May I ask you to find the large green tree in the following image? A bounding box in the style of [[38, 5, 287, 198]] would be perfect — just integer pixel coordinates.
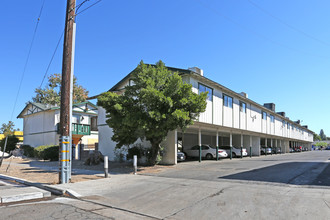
[[98, 61, 207, 165], [32, 73, 89, 105]]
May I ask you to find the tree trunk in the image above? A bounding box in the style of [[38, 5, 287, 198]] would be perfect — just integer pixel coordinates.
[[150, 142, 161, 166]]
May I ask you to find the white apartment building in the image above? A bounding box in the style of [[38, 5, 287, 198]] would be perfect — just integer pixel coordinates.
[[96, 66, 314, 164], [17, 101, 99, 158]]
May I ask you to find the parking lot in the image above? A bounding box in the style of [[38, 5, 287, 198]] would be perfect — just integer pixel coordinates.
[[152, 151, 330, 186]]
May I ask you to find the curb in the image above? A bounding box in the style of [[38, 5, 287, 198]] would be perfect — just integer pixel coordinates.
[[0, 174, 64, 196]]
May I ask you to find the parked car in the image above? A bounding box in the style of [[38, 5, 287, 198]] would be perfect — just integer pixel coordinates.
[[183, 145, 228, 159], [260, 146, 272, 155], [289, 148, 294, 153], [220, 145, 248, 157], [272, 147, 282, 154], [325, 146, 330, 150], [177, 151, 186, 162]]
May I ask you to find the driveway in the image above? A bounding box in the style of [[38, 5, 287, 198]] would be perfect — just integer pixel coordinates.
[[46, 151, 330, 219]]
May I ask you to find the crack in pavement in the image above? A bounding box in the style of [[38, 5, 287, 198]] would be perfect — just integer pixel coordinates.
[[163, 186, 233, 219]]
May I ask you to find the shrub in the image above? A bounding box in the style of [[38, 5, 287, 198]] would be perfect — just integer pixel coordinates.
[[0, 135, 19, 153], [21, 145, 34, 157], [127, 144, 144, 160], [35, 145, 59, 161]]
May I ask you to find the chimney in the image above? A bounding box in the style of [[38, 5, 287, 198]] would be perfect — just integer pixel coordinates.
[[294, 120, 301, 125], [277, 112, 286, 117], [240, 92, 248, 98], [189, 67, 203, 76], [302, 125, 308, 129], [263, 103, 275, 112]]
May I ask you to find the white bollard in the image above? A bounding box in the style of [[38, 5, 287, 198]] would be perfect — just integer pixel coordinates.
[[104, 156, 109, 178], [133, 155, 137, 175]]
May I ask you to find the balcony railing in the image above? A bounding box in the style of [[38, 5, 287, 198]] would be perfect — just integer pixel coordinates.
[[72, 123, 90, 135], [57, 123, 90, 135]]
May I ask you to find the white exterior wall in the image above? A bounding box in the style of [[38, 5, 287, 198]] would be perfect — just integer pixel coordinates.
[[23, 111, 57, 147], [233, 98, 239, 129], [97, 73, 313, 163]]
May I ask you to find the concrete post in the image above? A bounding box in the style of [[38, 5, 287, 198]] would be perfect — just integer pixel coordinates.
[[104, 156, 109, 178]]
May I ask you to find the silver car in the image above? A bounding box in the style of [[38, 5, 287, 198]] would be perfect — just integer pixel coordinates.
[[184, 145, 228, 159], [220, 145, 248, 157], [260, 146, 272, 155]]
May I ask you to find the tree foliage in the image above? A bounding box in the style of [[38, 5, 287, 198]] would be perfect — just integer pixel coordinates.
[[98, 61, 208, 165], [313, 133, 321, 141], [319, 129, 327, 141], [0, 121, 16, 136], [0, 135, 19, 153], [32, 73, 89, 105]]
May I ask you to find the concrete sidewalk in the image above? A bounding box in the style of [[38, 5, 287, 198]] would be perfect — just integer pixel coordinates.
[[47, 174, 330, 220], [0, 176, 51, 204]]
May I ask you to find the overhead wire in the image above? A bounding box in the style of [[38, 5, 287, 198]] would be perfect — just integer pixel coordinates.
[[10, 0, 46, 121], [247, 0, 330, 47], [195, 0, 328, 59]]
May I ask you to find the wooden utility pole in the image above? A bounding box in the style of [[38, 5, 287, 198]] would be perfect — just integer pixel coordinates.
[[59, 0, 76, 184]]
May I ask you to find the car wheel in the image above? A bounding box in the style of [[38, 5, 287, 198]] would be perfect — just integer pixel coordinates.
[[206, 153, 213, 160], [232, 152, 236, 158]]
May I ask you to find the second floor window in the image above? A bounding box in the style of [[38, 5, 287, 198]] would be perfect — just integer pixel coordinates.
[[270, 115, 274, 123], [262, 112, 267, 120], [223, 94, 233, 108], [240, 101, 246, 113], [198, 83, 213, 101]]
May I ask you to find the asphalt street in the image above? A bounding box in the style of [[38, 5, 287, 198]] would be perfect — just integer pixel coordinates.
[[0, 151, 329, 220]]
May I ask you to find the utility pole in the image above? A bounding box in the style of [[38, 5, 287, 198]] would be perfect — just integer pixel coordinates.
[[59, 0, 76, 184]]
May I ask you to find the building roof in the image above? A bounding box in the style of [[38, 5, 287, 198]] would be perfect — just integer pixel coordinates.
[[17, 101, 98, 118], [88, 64, 314, 134]]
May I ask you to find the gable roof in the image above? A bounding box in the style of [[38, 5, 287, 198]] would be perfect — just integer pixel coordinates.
[[17, 101, 98, 118]]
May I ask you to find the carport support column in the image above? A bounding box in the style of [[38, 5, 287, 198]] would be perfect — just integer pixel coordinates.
[[270, 138, 273, 155], [240, 134, 243, 158], [199, 128, 202, 162], [265, 137, 267, 156], [216, 131, 219, 161], [230, 132, 233, 160], [249, 136, 252, 158]]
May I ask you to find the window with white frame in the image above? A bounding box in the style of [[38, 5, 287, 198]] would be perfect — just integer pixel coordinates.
[[262, 111, 267, 120], [270, 115, 274, 123], [198, 83, 213, 101]]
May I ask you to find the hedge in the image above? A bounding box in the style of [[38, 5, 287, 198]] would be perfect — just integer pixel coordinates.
[[34, 145, 59, 161]]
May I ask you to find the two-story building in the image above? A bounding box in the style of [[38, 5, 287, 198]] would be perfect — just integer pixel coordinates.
[[17, 101, 98, 159], [95, 65, 314, 164]]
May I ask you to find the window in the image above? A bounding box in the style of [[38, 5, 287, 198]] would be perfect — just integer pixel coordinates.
[[288, 123, 290, 130], [282, 120, 285, 127], [262, 112, 267, 120], [223, 94, 233, 108], [129, 79, 135, 86], [240, 101, 246, 113], [198, 83, 213, 101], [270, 115, 274, 123]]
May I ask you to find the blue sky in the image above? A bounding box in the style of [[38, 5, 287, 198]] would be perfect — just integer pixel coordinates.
[[1, 0, 329, 136]]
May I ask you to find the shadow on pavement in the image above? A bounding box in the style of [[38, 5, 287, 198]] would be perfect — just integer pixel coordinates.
[[219, 162, 330, 187]]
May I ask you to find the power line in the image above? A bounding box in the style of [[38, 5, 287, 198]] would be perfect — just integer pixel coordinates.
[[75, 0, 102, 16], [195, 0, 328, 59], [39, 31, 65, 89], [247, 0, 330, 47], [10, 0, 46, 120]]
